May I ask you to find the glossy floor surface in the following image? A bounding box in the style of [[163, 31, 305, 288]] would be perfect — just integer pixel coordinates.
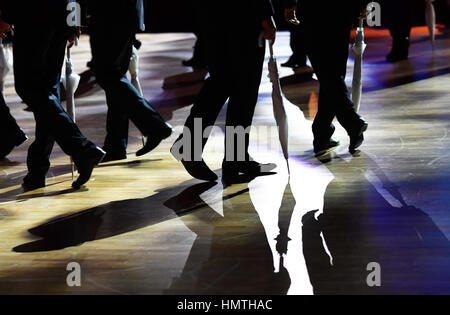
[[0, 27, 449, 295]]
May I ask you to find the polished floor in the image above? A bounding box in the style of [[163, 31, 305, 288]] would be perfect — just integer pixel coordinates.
[[0, 27, 449, 295]]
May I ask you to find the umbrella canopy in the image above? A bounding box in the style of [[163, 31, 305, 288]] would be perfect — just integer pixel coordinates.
[[0, 38, 13, 93], [267, 43, 290, 165], [351, 19, 367, 113], [61, 47, 80, 122], [425, 0, 436, 48], [129, 46, 144, 96], [129, 46, 146, 146], [61, 46, 80, 178]]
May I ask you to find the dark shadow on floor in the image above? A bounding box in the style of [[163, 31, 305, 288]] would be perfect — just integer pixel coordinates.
[[13, 180, 246, 253], [0, 163, 73, 191]]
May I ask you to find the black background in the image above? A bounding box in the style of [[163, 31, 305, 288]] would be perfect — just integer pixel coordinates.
[[145, 0, 450, 33]]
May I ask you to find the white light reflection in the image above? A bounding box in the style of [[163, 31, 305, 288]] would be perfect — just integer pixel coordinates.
[[199, 182, 225, 217], [249, 157, 334, 295]]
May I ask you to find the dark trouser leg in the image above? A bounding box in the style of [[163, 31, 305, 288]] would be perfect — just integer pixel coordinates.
[[90, 18, 170, 152], [191, 34, 207, 66], [290, 26, 308, 66], [224, 34, 265, 162], [0, 92, 22, 136], [179, 27, 232, 160], [13, 23, 92, 176], [89, 34, 129, 155], [181, 29, 264, 162], [306, 18, 363, 144], [103, 92, 130, 155], [0, 92, 26, 159], [27, 117, 54, 178], [387, 0, 412, 60], [182, 77, 229, 160], [388, 0, 412, 39], [192, 1, 208, 66]]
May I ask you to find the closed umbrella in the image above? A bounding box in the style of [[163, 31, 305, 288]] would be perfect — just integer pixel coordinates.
[[351, 18, 367, 113], [61, 45, 80, 179], [425, 0, 436, 48], [0, 38, 13, 93], [129, 45, 146, 146], [267, 42, 290, 172], [129, 46, 144, 96]]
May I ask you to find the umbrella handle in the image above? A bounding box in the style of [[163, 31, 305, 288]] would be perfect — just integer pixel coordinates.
[[258, 31, 265, 49], [258, 31, 275, 59]]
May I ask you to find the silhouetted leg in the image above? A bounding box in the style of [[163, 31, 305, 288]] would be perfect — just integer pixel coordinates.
[[307, 51, 337, 144], [179, 28, 233, 159], [182, 78, 230, 159], [386, 0, 412, 61], [13, 23, 91, 159], [104, 101, 130, 156], [0, 92, 27, 159], [290, 26, 308, 66], [27, 118, 54, 179], [225, 34, 265, 161], [306, 13, 364, 144], [90, 14, 170, 146], [0, 92, 22, 136]]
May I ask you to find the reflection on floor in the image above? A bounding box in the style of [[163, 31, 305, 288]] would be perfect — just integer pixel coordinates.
[[0, 28, 449, 294]]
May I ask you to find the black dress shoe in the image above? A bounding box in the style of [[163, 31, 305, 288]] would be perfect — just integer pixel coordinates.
[[222, 160, 277, 186], [101, 150, 127, 163], [180, 159, 218, 182], [386, 37, 410, 62], [314, 138, 340, 157], [349, 121, 368, 153], [22, 174, 46, 192], [386, 51, 409, 62], [72, 146, 106, 189], [170, 138, 218, 181], [0, 131, 28, 160], [136, 126, 173, 157], [222, 160, 277, 179]]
